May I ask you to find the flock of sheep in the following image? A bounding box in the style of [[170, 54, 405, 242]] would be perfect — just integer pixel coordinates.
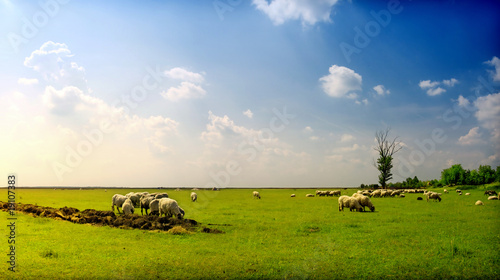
[[111, 191, 198, 219]]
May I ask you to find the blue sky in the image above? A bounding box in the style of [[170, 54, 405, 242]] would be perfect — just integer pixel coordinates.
[[1, 0, 499, 187]]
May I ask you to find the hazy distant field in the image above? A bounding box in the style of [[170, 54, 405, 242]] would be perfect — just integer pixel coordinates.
[[2, 187, 500, 279]]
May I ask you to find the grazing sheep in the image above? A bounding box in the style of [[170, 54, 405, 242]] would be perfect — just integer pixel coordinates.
[[465, 193, 470, 196], [484, 190, 498, 196], [122, 198, 134, 214], [371, 190, 382, 198], [125, 192, 142, 207], [399, 194, 405, 198], [352, 194, 375, 212], [290, 194, 296, 197], [331, 190, 341, 197], [426, 192, 442, 202], [155, 193, 169, 200], [112, 194, 128, 213], [149, 199, 160, 215], [306, 194, 315, 197], [140, 194, 156, 215], [444, 189, 448, 194], [456, 189, 462, 193], [417, 197, 423, 200], [158, 198, 184, 219], [338, 195, 363, 212], [488, 196, 498, 200], [253, 191, 261, 199], [191, 192, 198, 202], [475, 200, 484, 206]]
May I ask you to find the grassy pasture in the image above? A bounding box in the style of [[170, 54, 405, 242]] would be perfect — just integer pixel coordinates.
[[2, 187, 499, 279]]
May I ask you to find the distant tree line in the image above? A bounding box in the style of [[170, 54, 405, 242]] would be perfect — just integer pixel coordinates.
[[360, 164, 500, 189]]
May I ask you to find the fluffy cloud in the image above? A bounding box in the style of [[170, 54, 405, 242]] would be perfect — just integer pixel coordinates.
[[303, 126, 313, 133], [475, 92, 500, 148], [458, 127, 484, 146], [252, 0, 340, 26], [161, 82, 206, 101], [24, 41, 88, 91], [373, 84, 390, 96], [243, 109, 253, 119], [320, 65, 362, 99], [164, 67, 205, 83], [340, 134, 355, 143], [17, 78, 39, 85], [485, 56, 500, 82], [457, 95, 471, 108], [419, 78, 458, 96]]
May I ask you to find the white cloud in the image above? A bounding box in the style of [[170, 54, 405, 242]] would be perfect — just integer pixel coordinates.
[[373, 84, 390, 96], [24, 41, 88, 91], [355, 98, 369, 105], [42, 86, 82, 115], [161, 82, 206, 101], [319, 65, 362, 99], [443, 78, 459, 87], [164, 67, 205, 83], [458, 127, 484, 146], [426, 87, 446, 96], [303, 126, 313, 133], [475, 92, 500, 150], [485, 56, 500, 82], [457, 95, 471, 108], [17, 78, 39, 85], [243, 109, 253, 119], [340, 134, 355, 143], [252, 0, 340, 26], [419, 80, 439, 89]]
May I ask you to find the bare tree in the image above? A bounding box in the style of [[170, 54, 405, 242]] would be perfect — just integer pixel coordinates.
[[374, 128, 403, 188]]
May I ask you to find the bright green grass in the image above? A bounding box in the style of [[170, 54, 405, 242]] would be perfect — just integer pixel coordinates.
[[1, 188, 499, 279]]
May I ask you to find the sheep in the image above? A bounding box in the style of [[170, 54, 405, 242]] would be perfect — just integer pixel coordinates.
[[352, 193, 375, 212], [426, 192, 442, 202], [331, 190, 341, 197], [122, 198, 134, 215], [338, 195, 363, 212], [475, 200, 484, 206], [148, 199, 160, 215], [488, 196, 498, 200], [465, 193, 470, 196], [371, 190, 382, 198], [484, 190, 498, 196], [191, 192, 198, 202], [444, 189, 448, 194], [125, 192, 142, 207], [306, 194, 315, 197], [158, 198, 184, 219], [399, 194, 405, 198], [140, 194, 156, 215], [290, 194, 296, 197], [253, 191, 261, 199], [417, 197, 423, 200], [111, 194, 128, 213], [155, 193, 169, 200]]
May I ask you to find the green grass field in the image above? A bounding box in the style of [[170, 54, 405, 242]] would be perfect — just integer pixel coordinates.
[[2, 187, 499, 279]]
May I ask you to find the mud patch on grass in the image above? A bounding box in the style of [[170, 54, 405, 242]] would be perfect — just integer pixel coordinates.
[[0, 201, 221, 233]]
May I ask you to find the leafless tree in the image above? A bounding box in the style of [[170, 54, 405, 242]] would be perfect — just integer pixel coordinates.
[[374, 128, 403, 188]]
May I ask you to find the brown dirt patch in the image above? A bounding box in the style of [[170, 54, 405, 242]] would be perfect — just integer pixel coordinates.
[[0, 201, 221, 233]]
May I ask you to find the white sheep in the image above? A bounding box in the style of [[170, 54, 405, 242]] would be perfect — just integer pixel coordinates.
[[352, 193, 375, 212], [331, 190, 341, 196], [465, 193, 470, 196], [158, 198, 184, 219], [122, 198, 134, 214], [290, 194, 296, 197], [371, 190, 382, 198], [306, 194, 315, 197], [125, 192, 142, 207], [444, 189, 448, 194], [475, 200, 484, 206], [253, 191, 261, 199], [338, 195, 363, 212], [111, 194, 128, 213], [488, 196, 498, 200], [191, 192, 198, 202], [426, 192, 442, 202], [149, 199, 160, 215], [155, 193, 169, 200]]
